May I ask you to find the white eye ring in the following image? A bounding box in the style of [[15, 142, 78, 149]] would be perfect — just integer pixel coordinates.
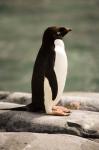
[[57, 32, 60, 35]]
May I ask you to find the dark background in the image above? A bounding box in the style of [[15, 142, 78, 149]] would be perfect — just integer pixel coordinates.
[[0, 0, 99, 92]]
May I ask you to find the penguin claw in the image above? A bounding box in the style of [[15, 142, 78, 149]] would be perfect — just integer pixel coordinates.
[[51, 106, 71, 116]]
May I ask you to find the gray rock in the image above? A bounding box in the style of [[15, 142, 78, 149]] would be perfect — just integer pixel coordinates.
[[0, 91, 99, 145], [0, 109, 99, 138], [0, 91, 10, 100], [61, 92, 99, 112], [0, 91, 31, 104], [0, 132, 99, 150], [1, 91, 99, 111], [66, 110, 99, 138]]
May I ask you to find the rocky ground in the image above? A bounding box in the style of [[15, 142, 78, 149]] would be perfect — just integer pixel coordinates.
[[0, 91, 99, 150]]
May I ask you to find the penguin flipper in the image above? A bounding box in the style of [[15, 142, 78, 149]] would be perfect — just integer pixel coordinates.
[[45, 69, 58, 100]]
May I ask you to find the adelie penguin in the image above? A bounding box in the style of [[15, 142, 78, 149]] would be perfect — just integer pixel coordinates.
[[1, 26, 72, 116], [30, 26, 72, 115]]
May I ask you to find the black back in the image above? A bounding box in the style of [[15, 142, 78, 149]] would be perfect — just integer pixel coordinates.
[[31, 43, 58, 112]]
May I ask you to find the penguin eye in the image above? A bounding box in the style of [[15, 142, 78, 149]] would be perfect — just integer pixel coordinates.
[[57, 32, 60, 35]]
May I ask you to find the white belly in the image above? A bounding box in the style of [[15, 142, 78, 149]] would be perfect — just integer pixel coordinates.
[[44, 39, 68, 114]]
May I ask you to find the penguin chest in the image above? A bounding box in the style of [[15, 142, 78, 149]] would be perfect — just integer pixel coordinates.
[[54, 39, 68, 104], [44, 39, 68, 113]]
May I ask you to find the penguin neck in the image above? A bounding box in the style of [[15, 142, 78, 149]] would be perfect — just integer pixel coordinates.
[[54, 39, 64, 48], [54, 39, 65, 55], [41, 39, 65, 53]]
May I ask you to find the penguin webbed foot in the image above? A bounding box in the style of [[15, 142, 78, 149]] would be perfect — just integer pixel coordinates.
[[51, 106, 71, 116]]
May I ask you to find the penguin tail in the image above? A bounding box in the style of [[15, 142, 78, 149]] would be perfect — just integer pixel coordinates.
[[9, 106, 27, 111], [0, 103, 45, 112], [0, 105, 28, 111]]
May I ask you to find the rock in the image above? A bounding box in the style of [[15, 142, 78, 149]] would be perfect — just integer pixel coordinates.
[[0, 91, 31, 105], [60, 92, 99, 112], [1, 91, 99, 111], [66, 110, 99, 138], [0, 132, 99, 150], [0, 91, 10, 100], [0, 91, 99, 149], [0, 109, 99, 138]]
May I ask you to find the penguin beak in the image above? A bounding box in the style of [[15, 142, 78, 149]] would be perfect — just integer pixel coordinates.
[[66, 28, 72, 32], [60, 27, 72, 37]]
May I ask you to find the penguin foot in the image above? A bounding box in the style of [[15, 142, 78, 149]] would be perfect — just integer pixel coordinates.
[[51, 106, 71, 116]]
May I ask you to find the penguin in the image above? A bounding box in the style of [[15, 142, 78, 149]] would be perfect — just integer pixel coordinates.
[[0, 26, 72, 116], [29, 26, 72, 115]]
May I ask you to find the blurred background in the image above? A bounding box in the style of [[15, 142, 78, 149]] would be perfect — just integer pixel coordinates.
[[0, 0, 99, 93]]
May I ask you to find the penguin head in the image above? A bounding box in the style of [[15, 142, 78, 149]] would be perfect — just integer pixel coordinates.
[[42, 26, 72, 43]]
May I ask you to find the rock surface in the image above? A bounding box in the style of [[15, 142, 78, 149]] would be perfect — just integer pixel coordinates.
[[0, 91, 31, 104], [0, 110, 99, 138], [61, 92, 99, 112], [0, 91, 99, 149], [0, 132, 99, 150], [1, 91, 99, 111]]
